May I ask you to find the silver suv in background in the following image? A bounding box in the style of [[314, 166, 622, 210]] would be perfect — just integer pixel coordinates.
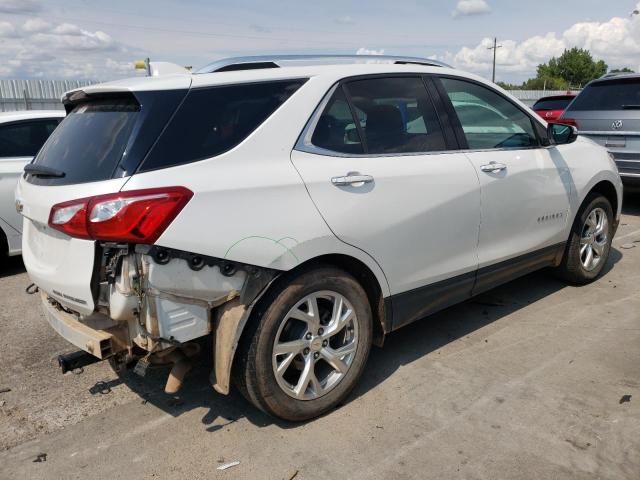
[[561, 73, 640, 188]]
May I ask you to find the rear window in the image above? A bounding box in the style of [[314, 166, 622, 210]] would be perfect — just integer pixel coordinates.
[[27, 90, 187, 186], [567, 78, 640, 111], [0, 119, 59, 158], [533, 97, 574, 111], [140, 79, 306, 172]]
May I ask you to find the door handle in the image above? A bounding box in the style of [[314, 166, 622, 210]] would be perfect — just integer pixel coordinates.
[[331, 173, 374, 187], [480, 161, 507, 173]]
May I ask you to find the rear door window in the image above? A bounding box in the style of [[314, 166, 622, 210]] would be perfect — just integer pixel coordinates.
[[566, 78, 640, 111], [344, 77, 446, 154], [440, 77, 539, 150], [0, 119, 60, 158], [140, 79, 306, 171], [311, 86, 364, 154]]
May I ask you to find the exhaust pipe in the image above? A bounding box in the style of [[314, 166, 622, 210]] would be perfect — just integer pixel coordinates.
[[151, 344, 199, 394], [163, 350, 193, 394], [58, 350, 101, 374]]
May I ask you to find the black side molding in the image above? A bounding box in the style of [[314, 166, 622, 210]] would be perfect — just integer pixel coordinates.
[[388, 242, 566, 331]]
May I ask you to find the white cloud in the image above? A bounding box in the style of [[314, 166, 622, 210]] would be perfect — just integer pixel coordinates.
[[22, 18, 50, 33], [0, 16, 140, 79], [0, 21, 20, 38], [0, 0, 41, 14], [450, 4, 640, 77], [356, 47, 385, 55], [453, 0, 491, 18]]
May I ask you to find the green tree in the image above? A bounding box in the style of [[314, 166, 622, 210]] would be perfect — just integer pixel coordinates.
[[535, 48, 607, 87], [609, 67, 635, 74], [522, 76, 569, 90]]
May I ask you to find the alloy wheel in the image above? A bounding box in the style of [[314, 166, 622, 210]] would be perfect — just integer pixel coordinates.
[[272, 291, 359, 400], [580, 207, 609, 271]]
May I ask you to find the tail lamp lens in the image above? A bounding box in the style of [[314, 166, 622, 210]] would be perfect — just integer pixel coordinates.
[[48, 187, 193, 244]]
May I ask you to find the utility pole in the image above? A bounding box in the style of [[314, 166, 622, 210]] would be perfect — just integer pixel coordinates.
[[487, 37, 502, 83]]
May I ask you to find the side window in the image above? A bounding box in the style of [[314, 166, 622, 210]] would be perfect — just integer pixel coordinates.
[[141, 79, 306, 171], [0, 119, 60, 158], [440, 78, 538, 150], [345, 77, 446, 154], [311, 87, 364, 154]]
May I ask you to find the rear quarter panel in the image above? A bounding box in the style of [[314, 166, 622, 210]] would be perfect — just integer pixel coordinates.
[[121, 75, 391, 297]]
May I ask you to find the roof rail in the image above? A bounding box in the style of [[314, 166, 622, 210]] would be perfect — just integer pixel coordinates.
[[195, 55, 451, 74], [599, 71, 637, 79]]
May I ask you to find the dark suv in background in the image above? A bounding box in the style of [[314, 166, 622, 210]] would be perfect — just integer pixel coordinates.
[[561, 73, 640, 188]]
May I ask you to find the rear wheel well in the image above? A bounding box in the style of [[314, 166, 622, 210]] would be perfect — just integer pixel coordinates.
[[264, 254, 387, 347], [588, 181, 618, 216]]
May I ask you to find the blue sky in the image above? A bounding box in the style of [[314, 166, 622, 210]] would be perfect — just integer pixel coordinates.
[[1, 0, 639, 81]]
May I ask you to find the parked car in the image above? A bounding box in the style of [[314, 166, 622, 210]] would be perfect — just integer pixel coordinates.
[[0, 110, 64, 257], [532, 94, 576, 123], [16, 55, 622, 421], [560, 73, 640, 188]]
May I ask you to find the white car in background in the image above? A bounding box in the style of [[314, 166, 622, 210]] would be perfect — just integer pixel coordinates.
[[15, 55, 622, 421], [0, 110, 64, 257]]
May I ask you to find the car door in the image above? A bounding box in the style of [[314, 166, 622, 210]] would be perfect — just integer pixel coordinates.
[[291, 75, 481, 329], [435, 76, 572, 293], [0, 119, 60, 242]]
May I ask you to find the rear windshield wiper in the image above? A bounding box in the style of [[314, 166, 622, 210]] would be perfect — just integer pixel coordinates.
[[24, 164, 66, 178], [622, 104, 640, 110]]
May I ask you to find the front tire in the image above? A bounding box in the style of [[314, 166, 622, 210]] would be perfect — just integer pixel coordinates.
[[234, 267, 373, 421], [556, 194, 614, 284]]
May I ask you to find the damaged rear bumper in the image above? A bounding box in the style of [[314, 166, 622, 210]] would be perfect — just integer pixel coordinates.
[[41, 292, 119, 359], [38, 244, 280, 394]]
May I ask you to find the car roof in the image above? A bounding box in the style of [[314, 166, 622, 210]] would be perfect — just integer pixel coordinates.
[[72, 62, 481, 94], [594, 72, 640, 82], [0, 110, 65, 124], [534, 94, 576, 102]]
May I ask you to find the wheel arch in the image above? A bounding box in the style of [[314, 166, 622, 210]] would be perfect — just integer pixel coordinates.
[[283, 253, 389, 346], [212, 252, 390, 396], [587, 180, 619, 218]]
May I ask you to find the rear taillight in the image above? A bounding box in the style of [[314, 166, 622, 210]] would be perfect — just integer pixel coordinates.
[[48, 187, 193, 244]]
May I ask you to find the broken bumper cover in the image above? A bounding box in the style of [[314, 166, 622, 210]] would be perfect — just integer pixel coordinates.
[[41, 292, 116, 359]]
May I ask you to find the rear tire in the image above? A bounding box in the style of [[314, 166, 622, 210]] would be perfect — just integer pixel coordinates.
[[234, 267, 373, 421], [556, 194, 614, 284]]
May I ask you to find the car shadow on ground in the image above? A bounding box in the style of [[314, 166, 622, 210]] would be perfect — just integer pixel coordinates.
[[114, 246, 623, 431], [0, 255, 26, 279]]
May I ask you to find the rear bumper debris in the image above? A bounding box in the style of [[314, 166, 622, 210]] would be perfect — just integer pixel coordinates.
[[39, 244, 279, 394]]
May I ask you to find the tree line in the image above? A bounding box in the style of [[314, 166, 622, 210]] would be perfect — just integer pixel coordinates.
[[497, 47, 634, 91]]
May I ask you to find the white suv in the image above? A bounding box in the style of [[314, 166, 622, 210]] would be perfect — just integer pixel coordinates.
[[0, 110, 64, 257], [16, 55, 623, 421]]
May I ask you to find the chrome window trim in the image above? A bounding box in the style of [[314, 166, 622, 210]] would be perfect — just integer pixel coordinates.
[[294, 74, 548, 159]]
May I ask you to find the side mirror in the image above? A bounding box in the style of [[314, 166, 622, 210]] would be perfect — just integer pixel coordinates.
[[548, 123, 578, 145]]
